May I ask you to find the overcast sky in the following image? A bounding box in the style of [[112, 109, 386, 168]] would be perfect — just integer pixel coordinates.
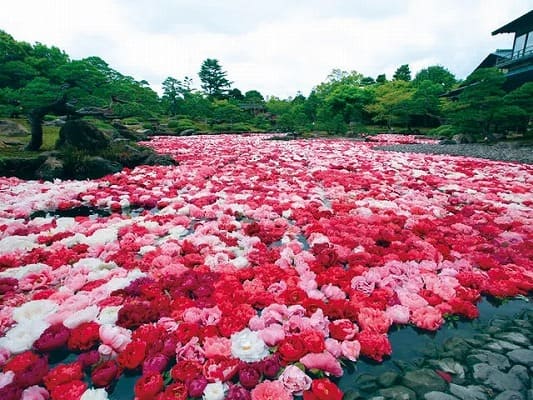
[[1, 1, 531, 98]]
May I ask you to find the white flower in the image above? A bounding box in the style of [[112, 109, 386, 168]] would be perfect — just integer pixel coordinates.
[[231, 328, 269, 362], [0, 236, 37, 253], [202, 381, 227, 400], [63, 305, 99, 329], [97, 306, 122, 325], [0, 370, 15, 389], [0, 321, 49, 353], [85, 227, 118, 246], [231, 256, 249, 269], [12, 300, 58, 324], [0, 263, 46, 279], [80, 388, 109, 400]]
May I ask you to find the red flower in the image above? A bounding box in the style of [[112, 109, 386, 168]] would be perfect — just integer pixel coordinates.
[[91, 360, 120, 387], [171, 360, 203, 382], [357, 330, 392, 362], [300, 329, 326, 353], [3, 351, 40, 373], [303, 378, 343, 400], [202, 357, 240, 382], [34, 323, 70, 353], [159, 382, 188, 400], [117, 339, 147, 370], [134, 372, 164, 400], [174, 322, 201, 343], [278, 335, 308, 362], [44, 362, 83, 391], [329, 319, 358, 341], [49, 380, 87, 400], [67, 322, 100, 351]]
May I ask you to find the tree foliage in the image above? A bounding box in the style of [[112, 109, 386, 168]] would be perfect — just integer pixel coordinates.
[[198, 58, 232, 99]]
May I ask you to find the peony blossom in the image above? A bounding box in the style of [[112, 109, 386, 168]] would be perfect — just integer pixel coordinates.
[[230, 329, 269, 363], [203, 381, 228, 400], [80, 388, 108, 400], [250, 380, 291, 400], [300, 351, 343, 377], [278, 365, 312, 395]]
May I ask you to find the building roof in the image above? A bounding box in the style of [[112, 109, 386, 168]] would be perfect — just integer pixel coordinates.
[[492, 10, 533, 36]]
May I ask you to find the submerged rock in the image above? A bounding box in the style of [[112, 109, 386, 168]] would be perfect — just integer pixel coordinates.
[[494, 391, 524, 400], [402, 369, 448, 398], [425, 392, 460, 400], [449, 383, 489, 400], [507, 349, 533, 367], [377, 371, 400, 387], [472, 363, 525, 392], [377, 385, 416, 399], [494, 333, 530, 347], [466, 350, 511, 370]]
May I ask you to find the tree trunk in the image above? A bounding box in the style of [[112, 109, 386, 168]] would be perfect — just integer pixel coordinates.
[[25, 95, 75, 151]]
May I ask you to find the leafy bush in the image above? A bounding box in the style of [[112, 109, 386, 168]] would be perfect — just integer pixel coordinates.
[[168, 118, 198, 133], [211, 122, 255, 133], [122, 118, 140, 125], [428, 124, 459, 138]]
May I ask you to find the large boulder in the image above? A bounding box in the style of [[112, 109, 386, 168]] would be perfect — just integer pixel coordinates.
[[0, 120, 29, 137], [56, 120, 110, 152], [69, 156, 122, 179], [36, 156, 65, 180]]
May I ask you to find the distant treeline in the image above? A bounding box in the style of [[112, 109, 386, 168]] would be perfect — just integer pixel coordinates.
[[1, 30, 531, 137]]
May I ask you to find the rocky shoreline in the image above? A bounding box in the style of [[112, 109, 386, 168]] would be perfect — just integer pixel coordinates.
[[343, 306, 533, 400], [375, 143, 533, 165]]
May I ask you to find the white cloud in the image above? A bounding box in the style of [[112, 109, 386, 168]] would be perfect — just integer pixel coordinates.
[[0, 0, 531, 98]]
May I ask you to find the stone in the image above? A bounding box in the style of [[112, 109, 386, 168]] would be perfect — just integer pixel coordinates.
[[472, 363, 524, 392], [180, 128, 195, 136], [0, 119, 29, 136], [429, 358, 466, 379], [377, 385, 416, 399], [466, 350, 511, 370], [425, 392, 460, 400], [442, 338, 472, 360], [495, 332, 530, 347], [343, 389, 364, 400], [439, 139, 457, 145], [484, 340, 521, 353], [36, 156, 65, 180], [527, 389, 533, 400], [507, 349, 533, 367], [377, 371, 400, 387], [508, 365, 529, 385], [56, 120, 110, 152], [402, 369, 448, 398], [449, 383, 489, 400], [494, 391, 524, 400], [452, 133, 474, 144], [73, 156, 122, 179], [355, 374, 379, 393]]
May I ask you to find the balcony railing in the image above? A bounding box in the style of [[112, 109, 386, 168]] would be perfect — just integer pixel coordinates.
[[496, 45, 533, 67]]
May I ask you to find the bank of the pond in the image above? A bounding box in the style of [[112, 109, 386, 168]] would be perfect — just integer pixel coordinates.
[[375, 142, 533, 164]]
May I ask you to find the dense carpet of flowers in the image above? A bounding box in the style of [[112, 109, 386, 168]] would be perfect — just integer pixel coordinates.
[[0, 134, 532, 400]]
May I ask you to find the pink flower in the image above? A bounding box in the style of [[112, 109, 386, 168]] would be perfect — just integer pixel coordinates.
[[411, 306, 443, 331], [203, 336, 232, 358], [258, 324, 285, 346], [201, 306, 222, 326], [176, 337, 206, 363], [182, 307, 202, 324], [357, 308, 392, 333], [21, 385, 49, 400], [99, 324, 131, 352], [341, 340, 361, 361], [321, 284, 346, 300], [325, 338, 342, 358], [385, 305, 410, 324], [300, 351, 343, 377], [0, 347, 11, 366], [251, 380, 291, 400], [278, 365, 312, 395]]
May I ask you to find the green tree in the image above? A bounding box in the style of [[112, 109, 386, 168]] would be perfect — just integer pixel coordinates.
[[376, 74, 387, 84], [413, 65, 456, 91], [393, 64, 411, 81], [446, 68, 506, 137], [162, 77, 185, 116], [198, 58, 232, 99], [365, 80, 414, 128]]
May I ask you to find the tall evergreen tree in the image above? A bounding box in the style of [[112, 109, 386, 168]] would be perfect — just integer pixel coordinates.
[[198, 58, 232, 99]]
